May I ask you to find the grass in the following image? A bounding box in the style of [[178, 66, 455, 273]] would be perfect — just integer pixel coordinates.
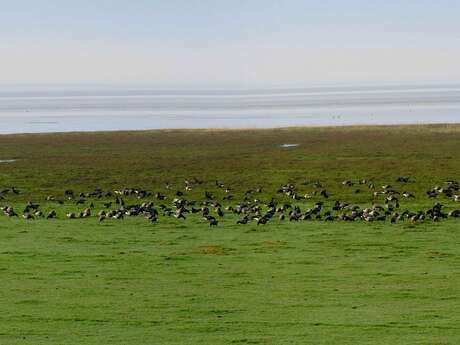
[[1, 124, 460, 344], [1, 124, 459, 200]]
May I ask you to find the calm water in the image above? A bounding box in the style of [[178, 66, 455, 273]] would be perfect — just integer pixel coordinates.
[[0, 83, 459, 134]]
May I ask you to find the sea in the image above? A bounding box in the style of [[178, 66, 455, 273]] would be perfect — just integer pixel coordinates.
[[0, 83, 459, 134]]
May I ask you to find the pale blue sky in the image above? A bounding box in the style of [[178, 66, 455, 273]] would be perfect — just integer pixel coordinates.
[[1, 0, 460, 86]]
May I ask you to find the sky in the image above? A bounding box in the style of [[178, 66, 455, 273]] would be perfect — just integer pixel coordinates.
[[1, 0, 460, 86]]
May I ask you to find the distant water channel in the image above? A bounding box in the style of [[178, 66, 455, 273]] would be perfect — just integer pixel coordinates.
[[0, 83, 459, 134]]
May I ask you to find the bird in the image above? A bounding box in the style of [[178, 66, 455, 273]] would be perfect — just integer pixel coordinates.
[[204, 215, 218, 226], [237, 216, 249, 224], [67, 212, 76, 219], [47, 210, 57, 219], [402, 192, 415, 198]]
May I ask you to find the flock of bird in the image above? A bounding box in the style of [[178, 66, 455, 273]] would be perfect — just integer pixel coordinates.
[[1, 177, 460, 226]]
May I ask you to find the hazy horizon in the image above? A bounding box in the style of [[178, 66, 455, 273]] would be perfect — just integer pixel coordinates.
[[2, 1, 460, 86]]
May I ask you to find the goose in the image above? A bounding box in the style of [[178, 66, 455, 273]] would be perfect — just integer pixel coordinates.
[[390, 213, 399, 223], [147, 214, 157, 223], [67, 212, 76, 219], [363, 215, 375, 222], [375, 215, 387, 221], [113, 212, 124, 220], [4, 207, 18, 217], [396, 177, 410, 183], [175, 212, 186, 220], [155, 193, 167, 200], [46, 195, 56, 201], [300, 212, 312, 221], [426, 190, 438, 198], [237, 216, 249, 224], [47, 210, 57, 219], [385, 196, 399, 205], [256, 216, 269, 225], [65, 190, 74, 198], [402, 192, 415, 198], [26, 201, 40, 210], [289, 213, 300, 221], [324, 214, 334, 222], [448, 210, 460, 218], [332, 201, 348, 211], [204, 215, 218, 226], [212, 201, 222, 208]]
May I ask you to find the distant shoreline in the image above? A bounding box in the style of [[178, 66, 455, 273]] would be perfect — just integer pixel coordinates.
[[1, 122, 460, 137]]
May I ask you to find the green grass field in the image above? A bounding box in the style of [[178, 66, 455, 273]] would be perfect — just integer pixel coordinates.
[[1, 124, 460, 344]]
